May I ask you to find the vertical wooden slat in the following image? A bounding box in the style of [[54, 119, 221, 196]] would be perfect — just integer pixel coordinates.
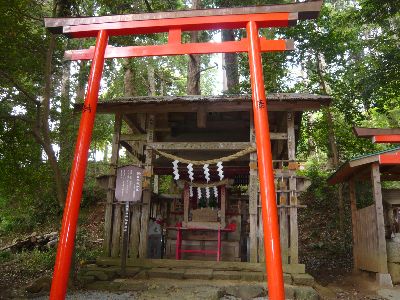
[[111, 204, 122, 257], [129, 205, 141, 258], [371, 163, 389, 274], [349, 178, 358, 271], [249, 112, 258, 262], [104, 114, 122, 256], [139, 114, 155, 258]]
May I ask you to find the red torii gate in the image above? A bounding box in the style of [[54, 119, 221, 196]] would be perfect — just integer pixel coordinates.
[[44, 1, 323, 299]]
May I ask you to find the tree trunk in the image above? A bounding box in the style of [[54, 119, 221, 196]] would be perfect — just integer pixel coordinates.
[[59, 60, 72, 174], [123, 59, 135, 97], [147, 59, 156, 96], [76, 61, 88, 102], [222, 30, 239, 93], [41, 34, 66, 207], [316, 52, 344, 230], [186, 0, 201, 95]]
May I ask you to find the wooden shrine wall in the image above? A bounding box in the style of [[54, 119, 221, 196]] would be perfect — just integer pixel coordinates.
[[103, 111, 303, 264]]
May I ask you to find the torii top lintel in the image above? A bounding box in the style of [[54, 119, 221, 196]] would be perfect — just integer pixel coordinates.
[[44, 1, 322, 38]]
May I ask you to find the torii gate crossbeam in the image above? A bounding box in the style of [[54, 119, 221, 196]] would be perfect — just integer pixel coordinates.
[[44, 2, 322, 299]]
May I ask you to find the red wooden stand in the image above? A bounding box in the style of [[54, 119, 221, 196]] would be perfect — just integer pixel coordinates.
[[169, 225, 236, 262]]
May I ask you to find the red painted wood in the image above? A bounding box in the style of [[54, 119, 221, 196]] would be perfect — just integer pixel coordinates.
[[373, 135, 400, 143], [247, 21, 285, 300], [65, 38, 292, 60], [49, 30, 109, 300], [379, 151, 400, 164], [64, 13, 290, 38]]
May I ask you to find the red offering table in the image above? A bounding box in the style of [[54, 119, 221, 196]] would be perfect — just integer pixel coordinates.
[[168, 223, 236, 261]]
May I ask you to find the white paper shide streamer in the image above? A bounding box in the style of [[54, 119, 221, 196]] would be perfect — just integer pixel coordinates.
[[217, 161, 224, 180], [203, 164, 210, 182], [187, 163, 194, 181], [213, 186, 218, 198], [189, 185, 193, 197], [197, 187, 202, 201], [172, 160, 180, 180], [206, 187, 210, 199]]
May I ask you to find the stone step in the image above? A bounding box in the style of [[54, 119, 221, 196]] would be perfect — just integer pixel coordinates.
[[79, 264, 314, 286], [84, 280, 319, 300]]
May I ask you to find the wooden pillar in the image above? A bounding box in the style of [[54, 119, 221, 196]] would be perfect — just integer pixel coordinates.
[[349, 178, 359, 271], [371, 163, 390, 276], [183, 183, 189, 223], [139, 114, 155, 258], [153, 175, 159, 194], [249, 113, 258, 262], [221, 185, 226, 227], [287, 111, 298, 264], [129, 114, 146, 258], [103, 114, 122, 256], [258, 205, 265, 262]]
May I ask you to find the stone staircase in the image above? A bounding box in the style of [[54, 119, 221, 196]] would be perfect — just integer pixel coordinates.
[[77, 258, 319, 299]]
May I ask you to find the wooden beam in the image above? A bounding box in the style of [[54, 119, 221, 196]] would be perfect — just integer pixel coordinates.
[[139, 114, 155, 258], [197, 106, 207, 128], [287, 112, 295, 160], [81, 100, 328, 114], [249, 112, 258, 263], [104, 114, 122, 256], [120, 133, 147, 142], [123, 115, 146, 134], [147, 142, 253, 150], [371, 163, 389, 274]]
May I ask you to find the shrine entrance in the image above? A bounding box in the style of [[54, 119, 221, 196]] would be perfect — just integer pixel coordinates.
[[44, 1, 323, 299]]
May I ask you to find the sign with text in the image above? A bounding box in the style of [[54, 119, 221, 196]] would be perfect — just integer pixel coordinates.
[[115, 165, 143, 202]]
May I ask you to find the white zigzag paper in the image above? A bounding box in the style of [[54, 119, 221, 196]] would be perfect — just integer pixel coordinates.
[[187, 163, 194, 181], [189, 186, 193, 197], [213, 186, 218, 198], [217, 161, 224, 180], [206, 187, 210, 199], [172, 160, 180, 180], [203, 164, 210, 182]]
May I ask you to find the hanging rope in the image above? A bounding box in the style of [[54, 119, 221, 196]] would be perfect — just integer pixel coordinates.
[[179, 178, 229, 188], [152, 146, 256, 165]]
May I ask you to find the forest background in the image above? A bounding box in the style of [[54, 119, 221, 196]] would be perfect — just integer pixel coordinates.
[[0, 0, 399, 288]]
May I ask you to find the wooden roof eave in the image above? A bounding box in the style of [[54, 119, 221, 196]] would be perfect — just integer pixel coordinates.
[[73, 94, 331, 114], [327, 148, 400, 185]]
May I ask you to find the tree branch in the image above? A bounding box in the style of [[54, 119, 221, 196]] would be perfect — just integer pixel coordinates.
[[0, 70, 41, 106]]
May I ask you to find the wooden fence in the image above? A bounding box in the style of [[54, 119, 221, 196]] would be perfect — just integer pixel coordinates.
[[354, 204, 380, 272]]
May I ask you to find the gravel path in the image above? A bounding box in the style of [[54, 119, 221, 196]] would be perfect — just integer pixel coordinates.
[[33, 291, 137, 299]]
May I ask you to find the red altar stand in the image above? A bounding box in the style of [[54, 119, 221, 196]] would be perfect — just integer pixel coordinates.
[[169, 223, 236, 261]]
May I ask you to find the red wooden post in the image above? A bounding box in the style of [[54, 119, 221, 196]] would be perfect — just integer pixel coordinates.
[[49, 30, 109, 300], [246, 20, 285, 300]]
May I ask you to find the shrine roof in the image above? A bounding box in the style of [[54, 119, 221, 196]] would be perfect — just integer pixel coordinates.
[[327, 147, 400, 185], [74, 93, 331, 114]]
